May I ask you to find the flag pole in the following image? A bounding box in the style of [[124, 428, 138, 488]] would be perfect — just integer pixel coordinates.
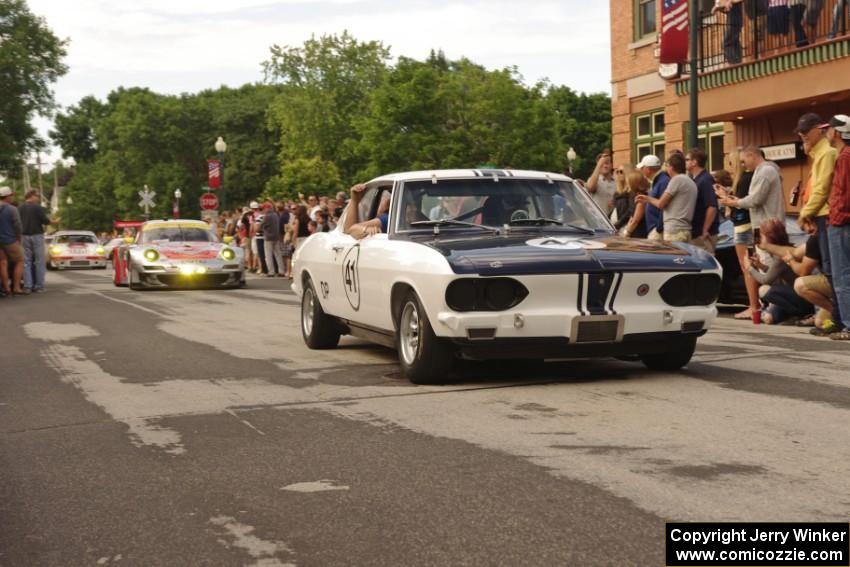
[[688, 0, 699, 150]]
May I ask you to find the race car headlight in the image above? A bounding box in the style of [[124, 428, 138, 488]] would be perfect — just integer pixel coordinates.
[[220, 247, 236, 261], [143, 249, 160, 262], [49, 246, 62, 256], [446, 278, 528, 312], [96, 247, 106, 255]]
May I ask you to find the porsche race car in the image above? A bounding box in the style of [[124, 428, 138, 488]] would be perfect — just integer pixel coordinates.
[[47, 231, 108, 270], [113, 219, 245, 290], [292, 169, 722, 384]]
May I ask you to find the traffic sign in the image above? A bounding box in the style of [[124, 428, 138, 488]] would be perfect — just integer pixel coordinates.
[[200, 192, 219, 211], [139, 186, 156, 219]]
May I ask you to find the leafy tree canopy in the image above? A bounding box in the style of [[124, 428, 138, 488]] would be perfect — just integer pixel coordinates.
[[0, 0, 67, 174]]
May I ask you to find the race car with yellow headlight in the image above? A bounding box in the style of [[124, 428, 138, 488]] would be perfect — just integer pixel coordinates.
[[113, 219, 245, 289], [48, 230, 109, 270]]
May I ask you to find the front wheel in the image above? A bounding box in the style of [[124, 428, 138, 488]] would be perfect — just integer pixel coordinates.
[[301, 278, 341, 349], [396, 291, 455, 384], [640, 336, 697, 371]]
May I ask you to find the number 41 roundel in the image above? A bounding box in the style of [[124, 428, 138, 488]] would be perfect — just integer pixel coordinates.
[[342, 244, 361, 311]]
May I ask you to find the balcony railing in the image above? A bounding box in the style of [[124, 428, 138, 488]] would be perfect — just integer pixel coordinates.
[[695, 0, 849, 73]]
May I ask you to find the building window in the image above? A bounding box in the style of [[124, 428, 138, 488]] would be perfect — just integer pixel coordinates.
[[635, 0, 657, 39], [685, 122, 726, 172], [633, 109, 665, 163]]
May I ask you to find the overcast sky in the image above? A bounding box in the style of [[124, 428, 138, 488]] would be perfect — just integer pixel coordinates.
[[27, 0, 611, 162]]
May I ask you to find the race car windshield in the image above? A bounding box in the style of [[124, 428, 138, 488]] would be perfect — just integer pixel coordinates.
[[140, 227, 217, 243], [396, 178, 614, 233], [55, 234, 97, 244]]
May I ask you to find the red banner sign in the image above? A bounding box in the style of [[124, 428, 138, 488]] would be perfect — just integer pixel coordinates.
[[208, 160, 221, 189], [660, 0, 689, 65]]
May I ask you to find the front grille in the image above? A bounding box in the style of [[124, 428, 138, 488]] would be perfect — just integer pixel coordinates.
[[70, 261, 89, 266]]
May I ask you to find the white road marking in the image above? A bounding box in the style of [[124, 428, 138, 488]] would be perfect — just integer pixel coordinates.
[[209, 516, 294, 567], [23, 322, 99, 342], [281, 480, 350, 493], [225, 409, 266, 436]]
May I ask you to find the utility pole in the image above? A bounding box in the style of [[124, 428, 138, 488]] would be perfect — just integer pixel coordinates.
[[36, 152, 45, 205], [22, 159, 31, 192], [688, 0, 699, 150]]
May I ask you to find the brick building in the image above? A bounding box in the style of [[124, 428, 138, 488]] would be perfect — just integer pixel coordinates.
[[610, 0, 850, 208]]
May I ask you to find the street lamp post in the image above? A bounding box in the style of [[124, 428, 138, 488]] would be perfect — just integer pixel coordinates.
[[567, 147, 577, 177], [215, 136, 227, 212], [173, 188, 182, 219]]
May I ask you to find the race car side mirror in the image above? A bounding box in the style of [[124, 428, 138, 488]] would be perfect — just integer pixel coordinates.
[[223, 236, 234, 244]]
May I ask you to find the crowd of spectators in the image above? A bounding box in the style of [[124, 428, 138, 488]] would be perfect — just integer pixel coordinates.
[[608, 111, 850, 340], [216, 192, 348, 278]]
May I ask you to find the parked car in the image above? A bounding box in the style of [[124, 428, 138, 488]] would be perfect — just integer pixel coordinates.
[[292, 169, 723, 384], [47, 231, 108, 270], [113, 219, 245, 290]]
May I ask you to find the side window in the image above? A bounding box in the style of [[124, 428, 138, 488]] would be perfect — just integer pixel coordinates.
[[357, 187, 379, 222]]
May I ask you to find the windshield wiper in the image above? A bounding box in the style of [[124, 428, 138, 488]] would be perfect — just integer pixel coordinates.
[[508, 217, 563, 226], [562, 223, 597, 235], [410, 219, 497, 233], [507, 218, 596, 235]]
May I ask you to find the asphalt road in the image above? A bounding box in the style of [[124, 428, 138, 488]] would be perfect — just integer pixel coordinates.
[[2, 269, 849, 566]]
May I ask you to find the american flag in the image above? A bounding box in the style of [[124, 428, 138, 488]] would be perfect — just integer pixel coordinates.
[[208, 159, 221, 189], [660, 0, 690, 64]]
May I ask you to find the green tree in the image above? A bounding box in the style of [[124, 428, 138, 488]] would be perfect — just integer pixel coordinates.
[[264, 31, 390, 182], [51, 84, 282, 226], [0, 0, 67, 174], [265, 157, 342, 201], [546, 85, 612, 179], [357, 54, 563, 178]]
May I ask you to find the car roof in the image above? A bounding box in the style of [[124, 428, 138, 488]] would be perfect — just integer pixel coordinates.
[[368, 169, 574, 185]]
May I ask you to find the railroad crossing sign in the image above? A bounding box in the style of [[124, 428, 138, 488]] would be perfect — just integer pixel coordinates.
[[138, 186, 156, 219], [200, 192, 219, 211]]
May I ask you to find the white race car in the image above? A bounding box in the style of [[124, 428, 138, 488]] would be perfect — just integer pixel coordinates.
[[113, 219, 245, 290], [47, 230, 108, 269], [292, 169, 721, 384]]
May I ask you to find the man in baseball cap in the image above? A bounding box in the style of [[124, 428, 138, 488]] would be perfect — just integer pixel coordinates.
[[829, 114, 850, 140], [636, 154, 669, 240], [794, 112, 830, 135], [636, 155, 662, 169], [797, 112, 838, 336]]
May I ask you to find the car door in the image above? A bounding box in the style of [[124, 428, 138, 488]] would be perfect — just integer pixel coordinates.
[[346, 184, 396, 331], [331, 184, 393, 326]]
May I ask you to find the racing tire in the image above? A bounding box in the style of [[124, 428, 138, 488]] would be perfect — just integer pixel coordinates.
[[301, 278, 341, 349], [640, 336, 697, 371], [396, 290, 455, 385]]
